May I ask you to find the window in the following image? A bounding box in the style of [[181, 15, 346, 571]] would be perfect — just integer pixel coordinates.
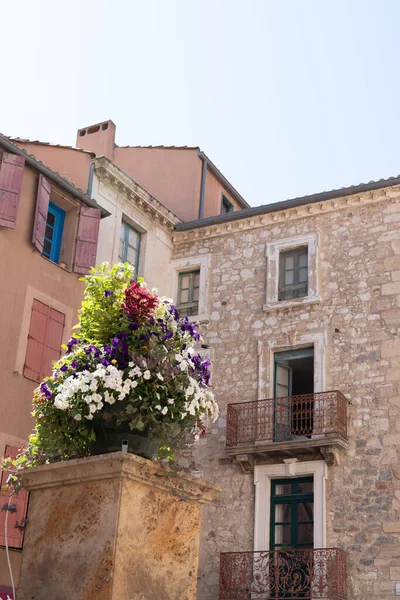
[[23, 299, 65, 382], [118, 221, 140, 274], [264, 234, 319, 311], [0, 445, 29, 549], [221, 195, 234, 214], [177, 270, 200, 317], [42, 202, 65, 263], [270, 477, 314, 550], [278, 247, 308, 301]]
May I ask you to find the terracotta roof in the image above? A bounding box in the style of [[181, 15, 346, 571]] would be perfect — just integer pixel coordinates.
[[8, 137, 95, 157], [0, 135, 109, 217], [117, 144, 199, 150]]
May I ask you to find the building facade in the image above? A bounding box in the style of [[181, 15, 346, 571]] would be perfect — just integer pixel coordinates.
[[172, 181, 400, 600], [0, 137, 108, 593]]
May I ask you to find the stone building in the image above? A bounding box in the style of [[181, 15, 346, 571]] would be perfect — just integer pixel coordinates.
[[172, 179, 400, 600]]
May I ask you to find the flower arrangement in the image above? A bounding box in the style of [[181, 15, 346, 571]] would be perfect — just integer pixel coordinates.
[[7, 263, 218, 485]]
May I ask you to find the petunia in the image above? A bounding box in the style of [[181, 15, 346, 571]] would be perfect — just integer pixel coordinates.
[[143, 370, 151, 380]]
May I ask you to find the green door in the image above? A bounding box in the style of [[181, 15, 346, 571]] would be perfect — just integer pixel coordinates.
[[270, 477, 314, 598]]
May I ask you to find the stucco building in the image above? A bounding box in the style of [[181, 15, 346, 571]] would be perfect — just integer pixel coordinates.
[[0, 136, 108, 596]]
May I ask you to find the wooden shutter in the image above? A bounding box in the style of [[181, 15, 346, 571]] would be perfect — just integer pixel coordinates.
[[0, 153, 25, 229], [32, 175, 51, 253], [23, 299, 65, 382], [0, 445, 29, 550], [74, 206, 101, 274]]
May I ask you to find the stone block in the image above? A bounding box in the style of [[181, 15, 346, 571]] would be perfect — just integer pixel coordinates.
[[383, 522, 400, 533], [17, 452, 220, 600], [382, 339, 400, 358], [382, 282, 400, 295]]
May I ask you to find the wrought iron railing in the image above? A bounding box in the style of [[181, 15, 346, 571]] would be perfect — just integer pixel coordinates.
[[226, 391, 347, 447], [219, 548, 347, 599]]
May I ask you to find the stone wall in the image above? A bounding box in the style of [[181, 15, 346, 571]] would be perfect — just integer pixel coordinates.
[[173, 190, 400, 599]]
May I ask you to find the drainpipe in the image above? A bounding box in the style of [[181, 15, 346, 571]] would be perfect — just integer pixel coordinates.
[[198, 156, 207, 219], [87, 162, 95, 197]]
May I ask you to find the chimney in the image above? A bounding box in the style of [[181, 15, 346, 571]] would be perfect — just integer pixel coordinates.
[[76, 120, 116, 159]]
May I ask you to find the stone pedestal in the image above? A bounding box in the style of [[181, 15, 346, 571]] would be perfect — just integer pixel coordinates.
[[17, 452, 220, 600]]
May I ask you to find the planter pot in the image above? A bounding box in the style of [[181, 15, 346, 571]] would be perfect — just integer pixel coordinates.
[[92, 422, 160, 459]]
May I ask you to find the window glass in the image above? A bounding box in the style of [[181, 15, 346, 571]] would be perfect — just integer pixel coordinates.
[[221, 195, 234, 214], [177, 270, 200, 317], [278, 247, 308, 301], [118, 221, 141, 274], [42, 202, 65, 264]]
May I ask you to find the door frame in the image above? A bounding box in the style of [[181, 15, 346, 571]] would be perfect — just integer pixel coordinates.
[[254, 461, 327, 552]]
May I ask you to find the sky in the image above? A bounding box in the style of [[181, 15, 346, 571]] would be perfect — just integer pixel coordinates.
[[1, 0, 400, 208]]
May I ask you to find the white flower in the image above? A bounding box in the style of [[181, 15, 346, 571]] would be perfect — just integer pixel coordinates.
[[89, 404, 97, 413], [179, 361, 188, 371], [97, 402, 104, 410], [155, 405, 162, 411], [143, 370, 151, 380], [175, 354, 183, 362], [54, 396, 68, 410], [74, 414, 82, 421], [85, 414, 93, 420], [92, 393, 102, 404], [157, 373, 164, 381], [90, 380, 98, 392], [128, 362, 134, 367], [131, 381, 138, 388], [168, 398, 174, 404], [181, 412, 187, 420], [161, 406, 168, 415]]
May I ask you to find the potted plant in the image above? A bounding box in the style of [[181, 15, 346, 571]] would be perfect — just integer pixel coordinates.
[[6, 263, 218, 487]]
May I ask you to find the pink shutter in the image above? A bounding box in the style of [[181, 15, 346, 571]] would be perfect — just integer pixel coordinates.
[[24, 300, 65, 382], [40, 307, 65, 380], [0, 445, 29, 550], [23, 299, 48, 381], [0, 153, 25, 229], [74, 206, 101, 274], [32, 175, 50, 253]]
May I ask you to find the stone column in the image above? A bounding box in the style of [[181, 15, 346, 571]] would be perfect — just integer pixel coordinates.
[[17, 452, 220, 600]]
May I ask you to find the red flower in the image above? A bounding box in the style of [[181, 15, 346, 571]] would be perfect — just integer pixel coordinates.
[[123, 281, 158, 322]]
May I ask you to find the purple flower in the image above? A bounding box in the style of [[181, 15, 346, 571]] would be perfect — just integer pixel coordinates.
[[66, 337, 78, 354], [101, 358, 110, 367], [60, 364, 68, 372], [128, 322, 139, 331], [104, 290, 113, 298], [40, 383, 52, 399], [139, 333, 149, 342], [71, 361, 78, 369]]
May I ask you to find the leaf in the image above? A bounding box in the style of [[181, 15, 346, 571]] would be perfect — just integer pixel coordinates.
[[135, 418, 145, 431]]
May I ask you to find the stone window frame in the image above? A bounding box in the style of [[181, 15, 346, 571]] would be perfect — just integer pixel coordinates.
[[170, 255, 211, 322], [264, 233, 320, 312], [254, 460, 328, 551]]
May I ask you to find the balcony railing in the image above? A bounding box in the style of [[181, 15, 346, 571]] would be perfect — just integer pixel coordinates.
[[219, 548, 348, 600], [226, 391, 347, 448]]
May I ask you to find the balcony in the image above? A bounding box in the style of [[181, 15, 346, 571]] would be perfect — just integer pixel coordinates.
[[226, 392, 348, 464], [219, 548, 348, 600]]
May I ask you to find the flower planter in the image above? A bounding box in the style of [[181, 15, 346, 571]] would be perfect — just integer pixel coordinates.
[[92, 422, 160, 459]]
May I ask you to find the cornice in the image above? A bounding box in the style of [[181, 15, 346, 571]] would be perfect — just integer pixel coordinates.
[[172, 185, 400, 244], [94, 157, 182, 232]]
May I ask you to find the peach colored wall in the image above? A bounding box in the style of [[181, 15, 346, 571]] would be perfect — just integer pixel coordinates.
[[203, 169, 243, 219], [12, 142, 92, 193], [114, 147, 202, 222], [0, 162, 84, 442]]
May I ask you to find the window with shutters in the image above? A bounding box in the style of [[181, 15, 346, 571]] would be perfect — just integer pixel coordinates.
[[278, 246, 308, 301], [0, 445, 29, 550], [118, 220, 141, 275], [177, 270, 200, 317], [32, 175, 101, 273], [0, 152, 25, 229], [23, 299, 65, 382]]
